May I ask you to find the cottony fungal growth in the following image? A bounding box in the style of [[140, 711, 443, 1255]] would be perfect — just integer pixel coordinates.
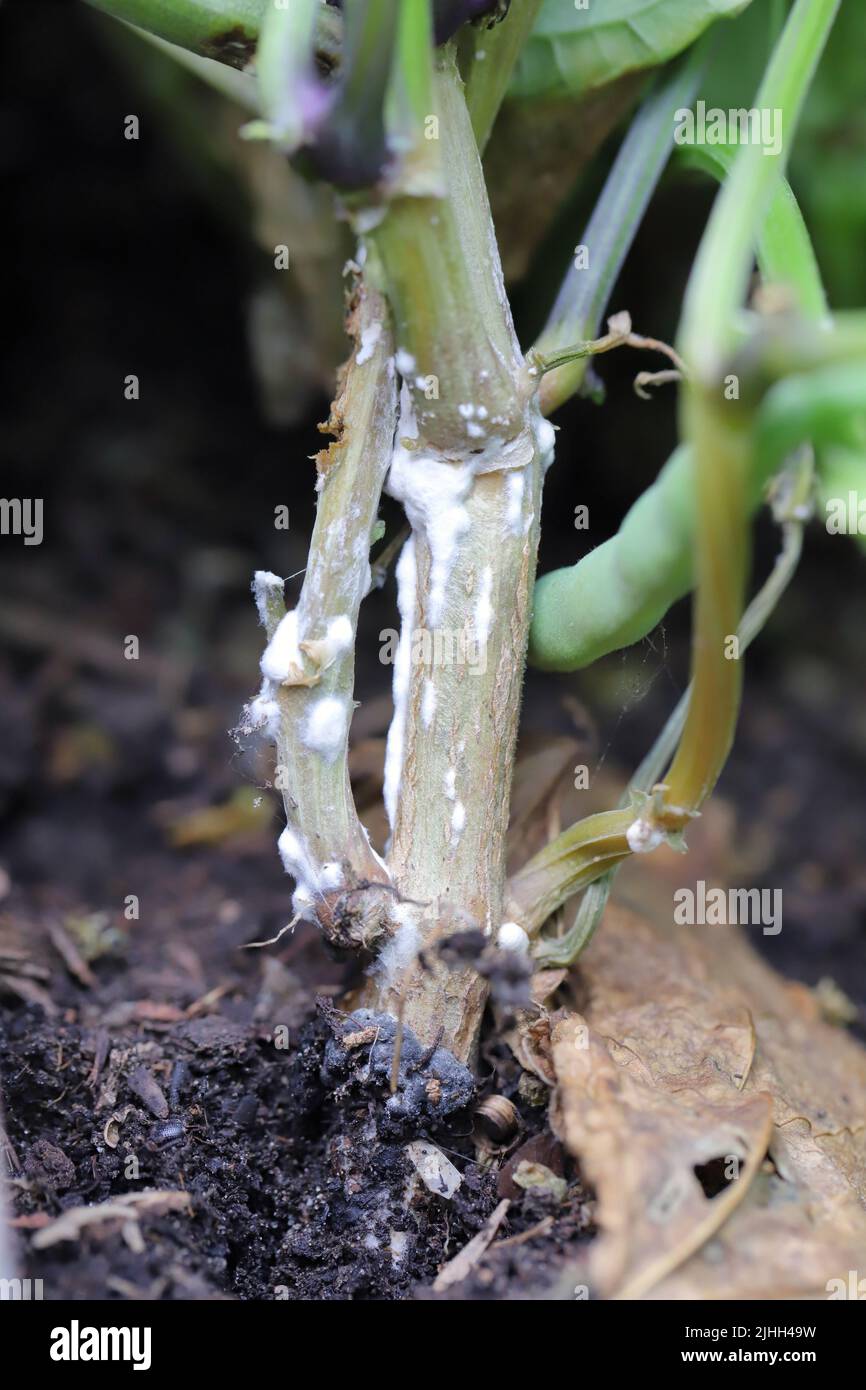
[[4, 0, 866, 1315]]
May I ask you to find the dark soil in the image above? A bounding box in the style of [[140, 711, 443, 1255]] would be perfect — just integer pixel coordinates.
[[1, 0, 864, 1301], [1, 980, 594, 1299]]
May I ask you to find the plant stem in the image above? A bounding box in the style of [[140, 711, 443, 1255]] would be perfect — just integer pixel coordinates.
[[534, 42, 707, 416], [361, 48, 547, 1060], [386, 0, 442, 195], [513, 0, 840, 937], [677, 146, 827, 321], [527, 161, 833, 676], [666, 0, 839, 815], [260, 284, 397, 947], [461, 0, 545, 152], [522, 448, 813, 957], [367, 46, 528, 454], [85, 0, 341, 70], [678, 0, 840, 374]]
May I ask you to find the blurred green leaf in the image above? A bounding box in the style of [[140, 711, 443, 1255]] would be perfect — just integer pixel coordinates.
[[510, 0, 752, 100], [789, 0, 866, 307], [817, 446, 866, 555]]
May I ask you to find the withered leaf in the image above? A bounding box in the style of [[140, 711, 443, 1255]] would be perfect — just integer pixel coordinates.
[[550, 896, 866, 1299]]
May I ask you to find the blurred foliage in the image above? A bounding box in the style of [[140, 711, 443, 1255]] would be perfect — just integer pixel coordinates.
[[510, 0, 750, 100], [788, 0, 866, 309], [657, 0, 866, 310]]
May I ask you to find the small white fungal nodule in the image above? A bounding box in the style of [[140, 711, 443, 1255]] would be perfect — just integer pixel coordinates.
[[243, 688, 281, 741], [278, 827, 344, 922], [304, 695, 350, 762], [626, 818, 665, 854], [496, 921, 530, 953], [474, 565, 493, 645], [252, 570, 284, 629], [261, 609, 302, 684], [356, 321, 382, 365], [375, 902, 419, 986], [421, 678, 437, 730], [534, 415, 557, 472]]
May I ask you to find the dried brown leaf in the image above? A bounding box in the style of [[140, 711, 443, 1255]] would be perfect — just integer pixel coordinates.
[[550, 896, 866, 1299]]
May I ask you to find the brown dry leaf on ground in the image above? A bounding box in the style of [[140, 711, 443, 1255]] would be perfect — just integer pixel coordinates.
[[550, 896, 866, 1299]]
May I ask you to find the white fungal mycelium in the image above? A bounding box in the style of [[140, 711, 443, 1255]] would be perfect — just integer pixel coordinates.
[[304, 694, 350, 762], [386, 386, 473, 629], [534, 414, 557, 473], [626, 817, 666, 854], [451, 800, 466, 842], [278, 826, 344, 922], [395, 348, 416, 377], [261, 609, 303, 684], [474, 565, 493, 645], [458, 402, 487, 441], [252, 569, 285, 628], [421, 678, 437, 730], [505, 470, 525, 535], [325, 612, 353, 656], [353, 205, 386, 233], [240, 573, 291, 741], [496, 921, 530, 953], [383, 536, 417, 829], [242, 688, 281, 741], [301, 612, 354, 669], [374, 901, 420, 986], [356, 321, 382, 365]]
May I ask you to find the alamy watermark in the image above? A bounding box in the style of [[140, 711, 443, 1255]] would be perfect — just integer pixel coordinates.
[[674, 101, 783, 157], [379, 626, 487, 675], [826, 1271, 866, 1300], [0, 1277, 44, 1300], [0, 497, 42, 545], [825, 492, 865, 535], [674, 880, 782, 936]]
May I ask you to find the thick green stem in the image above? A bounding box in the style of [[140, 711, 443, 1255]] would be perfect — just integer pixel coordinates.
[[251, 286, 396, 949], [512, 0, 840, 935], [360, 49, 546, 1060], [532, 449, 812, 964], [367, 46, 528, 454], [461, 0, 544, 152], [677, 146, 827, 321], [667, 0, 839, 816]]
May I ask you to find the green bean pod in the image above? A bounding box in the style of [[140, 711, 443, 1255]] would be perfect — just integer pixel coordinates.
[[528, 358, 860, 674], [528, 445, 695, 671]]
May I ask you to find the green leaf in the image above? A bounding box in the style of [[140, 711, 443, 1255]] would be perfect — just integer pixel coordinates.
[[788, 0, 866, 307], [817, 447, 866, 554], [510, 0, 753, 100]]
